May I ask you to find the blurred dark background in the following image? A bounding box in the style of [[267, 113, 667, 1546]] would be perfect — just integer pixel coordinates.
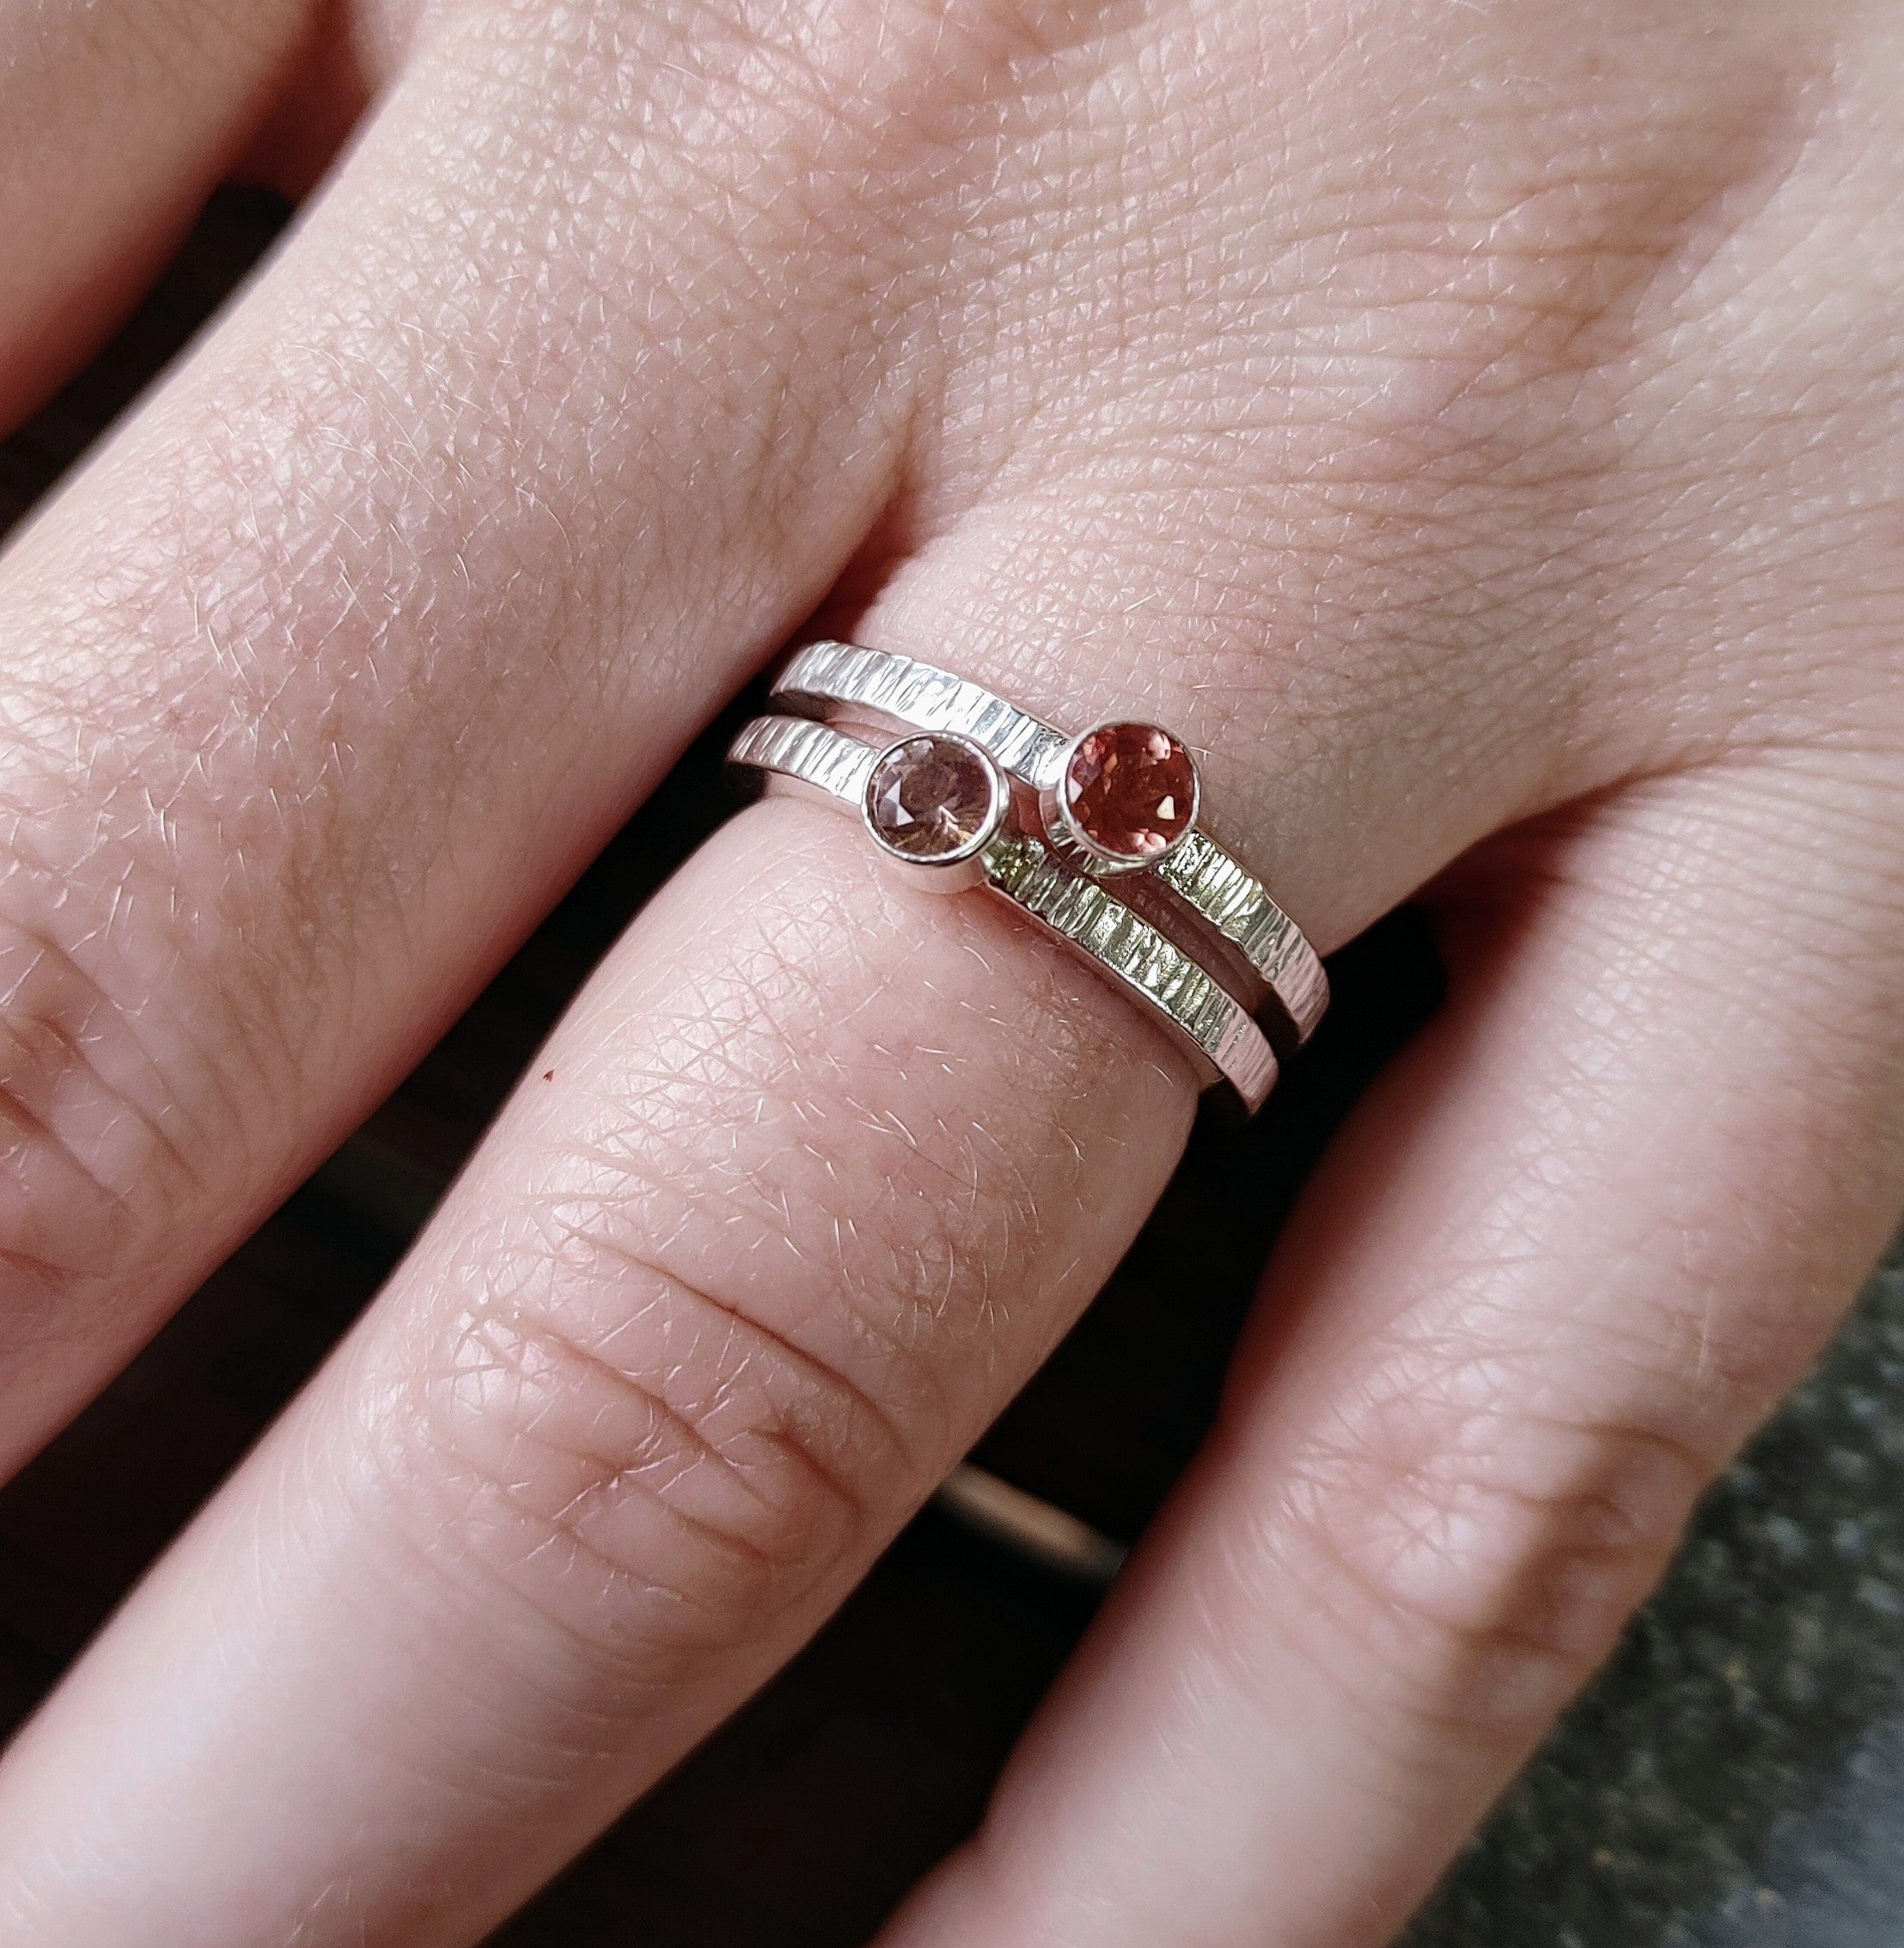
[[1, 191, 1901, 1947]]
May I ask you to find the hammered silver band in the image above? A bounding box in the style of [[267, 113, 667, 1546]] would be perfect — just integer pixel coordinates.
[[773, 640, 1329, 1042], [729, 715, 1281, 1112]]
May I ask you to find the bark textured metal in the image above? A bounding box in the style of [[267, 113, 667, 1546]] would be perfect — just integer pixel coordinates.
[[773, 641, 1328, 1041], [728, 714, 1279, 1112]]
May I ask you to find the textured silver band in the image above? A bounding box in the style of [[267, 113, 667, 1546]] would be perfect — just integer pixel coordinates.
[[773, 640, 1329, 1042], [729, 715, 1280, 1112]]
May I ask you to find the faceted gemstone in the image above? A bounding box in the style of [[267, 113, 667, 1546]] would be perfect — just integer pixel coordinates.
[[865, 735, 1000, 861], [1062, 722, 1198, 862]]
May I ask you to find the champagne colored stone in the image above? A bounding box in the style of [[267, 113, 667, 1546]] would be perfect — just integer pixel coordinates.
[[865, 735, 999, 861]]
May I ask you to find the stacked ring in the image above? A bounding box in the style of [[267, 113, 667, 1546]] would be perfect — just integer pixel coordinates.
[[772, 641, 1329, 1042], [728, 645, 1326, 1114], [727, 715, 1282, 1111]]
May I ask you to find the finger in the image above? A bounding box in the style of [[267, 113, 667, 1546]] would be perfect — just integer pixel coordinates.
[[0, 0, 318, 420], [873, 765, 1904, 1948], [0, 6, 913, 1467], [0, 793, 1205, 1946]]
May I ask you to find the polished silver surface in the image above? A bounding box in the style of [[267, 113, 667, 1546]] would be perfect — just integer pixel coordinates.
[[728, 714, 1280, 1112], [772, 640, 1329, 1041]]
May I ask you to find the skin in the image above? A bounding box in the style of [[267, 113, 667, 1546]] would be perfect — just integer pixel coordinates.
[[0, 0, 1896, 1939]]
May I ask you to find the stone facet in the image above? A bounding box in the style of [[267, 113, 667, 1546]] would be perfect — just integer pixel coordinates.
[[1061, 723, 1198, 863], [865, 735, 1001, 862]]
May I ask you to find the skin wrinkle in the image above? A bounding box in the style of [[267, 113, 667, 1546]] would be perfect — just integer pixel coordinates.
[[431, 1301, 865, 1592], [340, 1359, 701, 1725], [0, 889, 240, 1364], [465, 1187, 919, 1492], [371, 1360, 790, 1694], [0, 922, 207, 1189], [352, 809, 1170, 1688], [1250, 1391, 1708, 1761]]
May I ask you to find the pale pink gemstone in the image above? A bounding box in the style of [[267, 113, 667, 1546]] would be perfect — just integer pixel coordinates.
[[1063, 723, 1197, 861], [866, 736, 999, 860]]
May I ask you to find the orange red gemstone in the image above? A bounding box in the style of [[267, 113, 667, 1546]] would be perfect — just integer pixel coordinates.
[[1061, 723, 1197, 862]]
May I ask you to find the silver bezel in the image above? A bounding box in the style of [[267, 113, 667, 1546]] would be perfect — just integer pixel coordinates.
[[1043, 721, 1202, 877], [860, 733, 1010, 892], [771, 644, 1330, 1042]]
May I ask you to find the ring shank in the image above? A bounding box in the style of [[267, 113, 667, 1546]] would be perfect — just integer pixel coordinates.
[[772, 640, 1328, 1042], [729, 715, 1280, 1113]]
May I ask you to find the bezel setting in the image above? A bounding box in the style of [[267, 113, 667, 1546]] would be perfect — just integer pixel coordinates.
[[766, 642, 1333, 1049], [1045, 719, 1202, 876], [861, 732, 1009, 889]]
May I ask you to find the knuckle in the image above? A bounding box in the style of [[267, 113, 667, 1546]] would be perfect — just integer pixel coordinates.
[[0, 861, 219, 1334], [372, 827, 1180, 1688], [1266, 1337, 1718, 1756], [388, 1191, 913, 1683]]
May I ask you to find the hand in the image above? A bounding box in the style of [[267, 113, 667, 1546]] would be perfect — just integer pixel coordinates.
[[0, 0, 1898, 1939]]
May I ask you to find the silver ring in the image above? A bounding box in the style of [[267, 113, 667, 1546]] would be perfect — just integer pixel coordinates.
[[727, 715, 1281, 1112], [772, 641, 1327, 1042]]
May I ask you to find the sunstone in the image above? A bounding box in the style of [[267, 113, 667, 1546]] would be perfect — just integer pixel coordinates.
[[1062, 722, 1198, 863], [865, 735, 1001, 862]]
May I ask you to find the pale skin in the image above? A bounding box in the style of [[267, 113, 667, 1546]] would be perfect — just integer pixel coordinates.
[[0, 0, 1898, 1939]]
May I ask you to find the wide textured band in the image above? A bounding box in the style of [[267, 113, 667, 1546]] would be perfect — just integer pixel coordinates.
[[773, 640, 1329, 1043], [728, 714, 1281, 1112]]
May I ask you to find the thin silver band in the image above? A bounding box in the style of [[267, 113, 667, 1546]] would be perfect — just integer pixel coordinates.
[[729, 715, 1280, 1112], [773, 640, 1328, 1042]]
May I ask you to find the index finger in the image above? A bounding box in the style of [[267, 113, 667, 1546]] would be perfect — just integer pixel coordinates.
[[0, 2, 902, 1469]]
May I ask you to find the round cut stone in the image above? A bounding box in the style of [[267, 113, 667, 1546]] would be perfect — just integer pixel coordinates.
[[865, 735, 1000, 862], [1062, 722, 1197, 863]]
